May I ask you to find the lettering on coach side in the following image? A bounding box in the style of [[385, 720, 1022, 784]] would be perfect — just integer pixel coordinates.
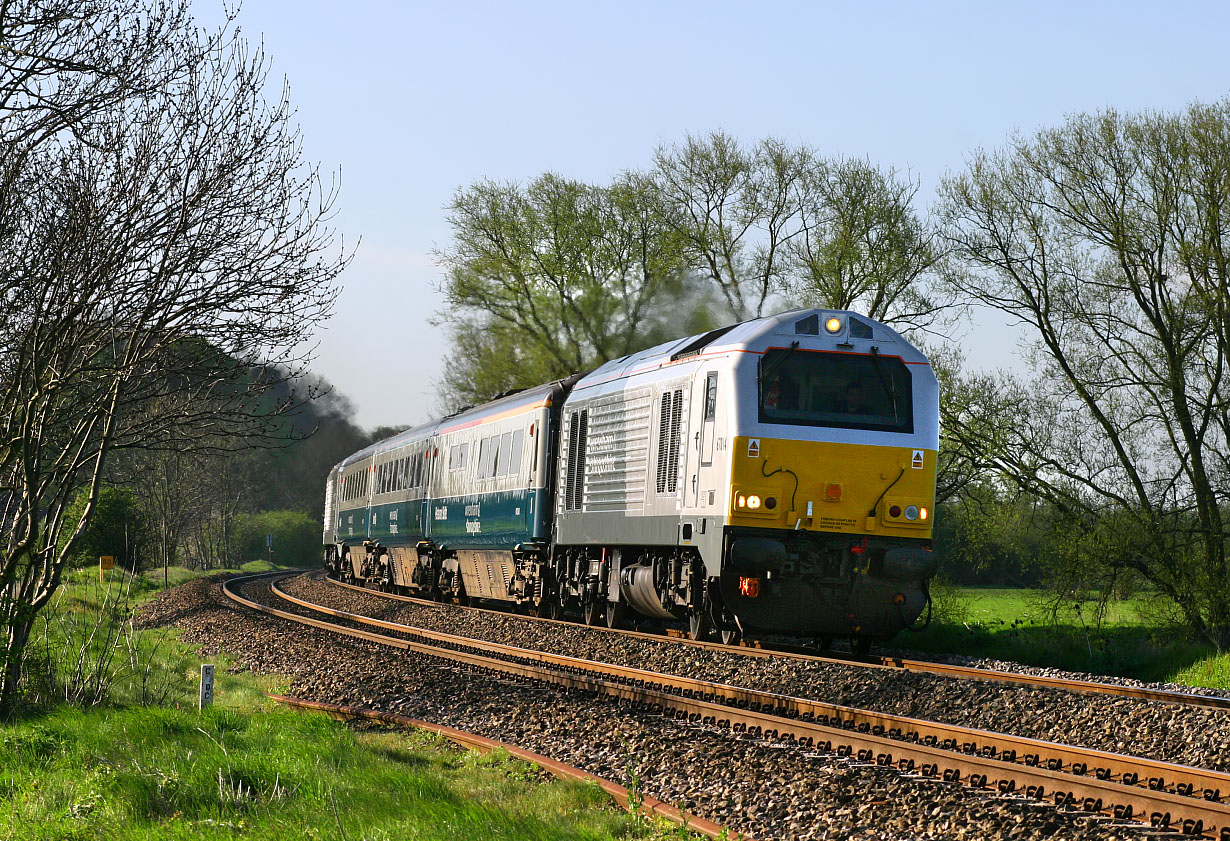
[[434, 506, 448, 521], [466, 519, 482, 534], [464, 503, 481, 517]]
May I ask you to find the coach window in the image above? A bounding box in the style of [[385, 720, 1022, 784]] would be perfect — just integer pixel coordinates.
[[477, 437, 491, 479], [498, 432, 513, 476], [509, 429, 524, 478]]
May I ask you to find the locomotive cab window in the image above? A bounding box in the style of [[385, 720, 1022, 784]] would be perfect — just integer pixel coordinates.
[[759, 348, 913, 433]]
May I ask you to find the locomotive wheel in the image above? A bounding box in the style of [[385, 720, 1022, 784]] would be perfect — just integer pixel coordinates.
[[688, 610, 711, 641], [720, 626, 742, 646], [605, 601, 625, 629], [582, 599, 603, 626]]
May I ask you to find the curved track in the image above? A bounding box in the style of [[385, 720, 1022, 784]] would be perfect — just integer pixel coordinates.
[[227, 571, 1230, 839], [324, 574, 1230, 712]]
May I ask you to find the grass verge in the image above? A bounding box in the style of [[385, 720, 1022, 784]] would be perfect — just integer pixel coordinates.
[[0, 705, 666, 841], [5, 566, 703, 841], [908, 585, 1230, 690]]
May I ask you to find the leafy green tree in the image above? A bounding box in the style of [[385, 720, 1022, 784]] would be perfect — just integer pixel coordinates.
[[435, 171, 689, 407], [438, 172, 686, 370], [652, 132, 810, 320], [938, 100, 1230, 647]]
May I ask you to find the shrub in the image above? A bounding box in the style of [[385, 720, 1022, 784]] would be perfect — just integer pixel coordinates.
[[231, 510, 320, 566], [58, 484, 150, 571]]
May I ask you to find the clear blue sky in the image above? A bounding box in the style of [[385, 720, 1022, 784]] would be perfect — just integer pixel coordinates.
[[194, 0, 1230, 429]]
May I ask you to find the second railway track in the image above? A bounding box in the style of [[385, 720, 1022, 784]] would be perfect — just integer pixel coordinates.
[[227, 570, 1230, 839], [322, 574, 1230, 713]]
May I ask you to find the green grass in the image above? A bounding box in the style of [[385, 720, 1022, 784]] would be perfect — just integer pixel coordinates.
[[61, 559, 300, 608], [4, 564, 703, 841], [905, 585, 1230, 690], [0, 704, 661, 841]]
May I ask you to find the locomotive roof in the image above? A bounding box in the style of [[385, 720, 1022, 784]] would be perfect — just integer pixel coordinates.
[[575, 308, 927, 389]]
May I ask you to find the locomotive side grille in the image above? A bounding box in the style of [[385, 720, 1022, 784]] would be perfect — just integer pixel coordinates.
[[656, 388, 684, 495], [564, 411, 580, 511], [573, 409, 588, 510], [656, 395, 671, 494], [584, 389, 652, 511], [564, 409, 589, 511], [666, 389, 682, 493]]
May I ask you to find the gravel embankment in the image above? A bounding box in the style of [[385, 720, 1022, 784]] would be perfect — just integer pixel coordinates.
[[137, 575, 1147, 841], [272, 572, 1230, 773]]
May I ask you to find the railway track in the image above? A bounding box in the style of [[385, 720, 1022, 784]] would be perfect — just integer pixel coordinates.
[[226, 571, 1230, 839], [324, 574, 1230, 712]]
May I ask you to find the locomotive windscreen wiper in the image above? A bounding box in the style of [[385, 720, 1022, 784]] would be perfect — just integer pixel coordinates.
[[869, 346, 900, 422], [759, 340, 800, 385]]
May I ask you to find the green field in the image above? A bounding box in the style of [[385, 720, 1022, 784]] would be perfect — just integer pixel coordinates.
[[901, 585, 1230, 690], [3, 564, 698, 841]]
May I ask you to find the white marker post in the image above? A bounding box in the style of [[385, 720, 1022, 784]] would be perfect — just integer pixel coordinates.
[[199, 664, 215, 710]]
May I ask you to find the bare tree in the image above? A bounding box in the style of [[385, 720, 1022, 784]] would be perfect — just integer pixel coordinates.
[[652, 132, 809, 320], [938, 101, 1230, 647], [785, 158, 947, 333], [0, 1, 346, 713]]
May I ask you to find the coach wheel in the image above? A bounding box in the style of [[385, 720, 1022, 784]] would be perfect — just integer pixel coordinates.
[[851, 636, 872, 657], [812, 635, 833, 652], [688, 610, 711, 641], [536, 597, 558, 620], [605, 601, 625, 629]]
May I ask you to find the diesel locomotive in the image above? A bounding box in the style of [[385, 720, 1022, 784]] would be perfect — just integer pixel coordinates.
[[322, 308, 939, 648]]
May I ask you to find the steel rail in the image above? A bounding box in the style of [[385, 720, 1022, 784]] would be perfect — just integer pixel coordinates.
[[269, 694, 748, 840], [226, 573, 1230, 839], [280, 577, 1230, 807], [324, 573, 1230, 711]]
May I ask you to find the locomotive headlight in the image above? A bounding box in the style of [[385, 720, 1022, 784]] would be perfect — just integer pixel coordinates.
[[904, 505, 919, 521], [747, 495, 762, 510], [825, 316, 843, 334], [919, 507, 929, 521], [736, 494, 746, 508]]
